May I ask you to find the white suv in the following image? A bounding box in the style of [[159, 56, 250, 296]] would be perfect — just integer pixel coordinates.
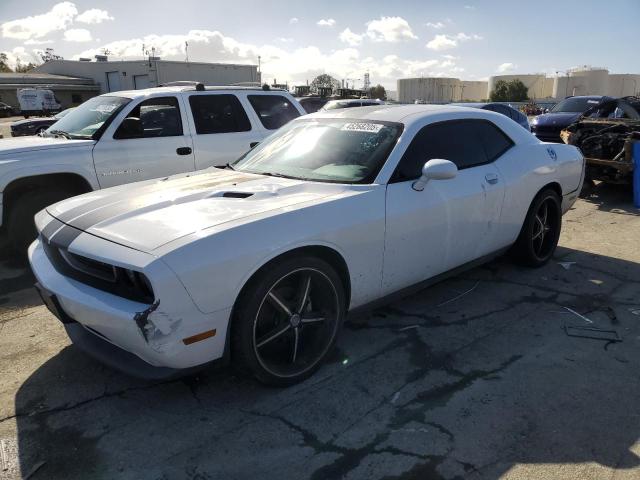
[[0, 83, 305, 251]]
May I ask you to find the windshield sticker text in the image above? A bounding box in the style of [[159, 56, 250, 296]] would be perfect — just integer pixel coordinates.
[[341, 123, 383, 133]]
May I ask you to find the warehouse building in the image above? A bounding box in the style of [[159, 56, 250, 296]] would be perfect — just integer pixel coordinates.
[[0, 72, 100, 110], [35, 57, 261, 94]]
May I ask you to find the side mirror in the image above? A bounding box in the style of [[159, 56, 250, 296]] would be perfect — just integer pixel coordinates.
[[114, 117, 143, 139], [412, 159, 457, 191]]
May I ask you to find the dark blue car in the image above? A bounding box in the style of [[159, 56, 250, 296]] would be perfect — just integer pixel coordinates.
[[450, 102, 530, 130], [530, 95, 609, 142]]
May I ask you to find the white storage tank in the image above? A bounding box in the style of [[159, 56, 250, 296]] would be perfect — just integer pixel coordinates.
[[566, 67, 609, 96], [397, 77, 461, 103], [607, 74, 640, 96]]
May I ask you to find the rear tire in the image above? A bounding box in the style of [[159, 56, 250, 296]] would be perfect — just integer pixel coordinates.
[[232, 255, 346, 386], [511, 188, 562, 267], [7, 188, 71, 254]]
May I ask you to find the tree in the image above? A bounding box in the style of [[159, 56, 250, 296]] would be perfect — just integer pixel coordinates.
[[0, 53, 12, 73], [40, 48, 63, 63], [310, 74, 340, 94], [369, 84, 386, 100], [15, 57, 39, 73], [489, 79, 529, 102]]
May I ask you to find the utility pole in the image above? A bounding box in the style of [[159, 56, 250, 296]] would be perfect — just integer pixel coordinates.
[[185, 41, 189, 62]]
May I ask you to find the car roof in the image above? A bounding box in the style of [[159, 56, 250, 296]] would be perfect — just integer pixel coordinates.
[[306, 104, 537, 144], [309, 104, 479, 123], [103, 86, 291, 99]]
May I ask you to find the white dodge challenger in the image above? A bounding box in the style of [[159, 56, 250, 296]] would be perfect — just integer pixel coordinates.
[[29, 105, 584, 385]]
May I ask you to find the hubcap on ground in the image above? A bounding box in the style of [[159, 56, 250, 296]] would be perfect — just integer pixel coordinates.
[[253, 268, 339, 378]]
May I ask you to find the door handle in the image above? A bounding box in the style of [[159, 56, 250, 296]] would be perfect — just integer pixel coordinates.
[[176, 147, 192, 156], [249, 142, 259, 148], [485, 173, 499, 185]]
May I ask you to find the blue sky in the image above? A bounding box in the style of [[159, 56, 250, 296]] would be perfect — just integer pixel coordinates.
[[1, 0, 638, 89]]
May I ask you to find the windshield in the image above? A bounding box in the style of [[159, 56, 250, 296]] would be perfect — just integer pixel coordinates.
[[232, 118, 402, 183], [45, 96, 130, 139], [551, 97, 601, 113]]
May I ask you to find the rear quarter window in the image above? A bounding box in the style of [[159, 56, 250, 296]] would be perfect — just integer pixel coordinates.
[[189, 94, 251, 134], [248, 95, 301, 130]]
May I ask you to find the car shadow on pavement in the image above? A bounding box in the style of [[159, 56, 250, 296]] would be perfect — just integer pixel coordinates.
[[9, 245, 640, 479], [580, 182, 639, 216]]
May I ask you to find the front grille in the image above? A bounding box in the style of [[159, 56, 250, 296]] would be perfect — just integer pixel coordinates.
[[42, 237, 154, 303]]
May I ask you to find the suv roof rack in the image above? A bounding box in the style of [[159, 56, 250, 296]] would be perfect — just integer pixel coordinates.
[[158, 81, 205, 91]]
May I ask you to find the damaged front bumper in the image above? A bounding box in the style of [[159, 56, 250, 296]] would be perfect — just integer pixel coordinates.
[[29, 239, 231, 378]]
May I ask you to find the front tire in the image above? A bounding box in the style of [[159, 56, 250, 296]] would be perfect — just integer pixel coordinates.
[[232, 255, 346, 386], [7, 188, 71, 254], [512, 188, 562, 267]]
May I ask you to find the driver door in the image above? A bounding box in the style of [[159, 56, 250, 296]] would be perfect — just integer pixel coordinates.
[[383, 119, 508, 294], [92, 96, 195, 188]]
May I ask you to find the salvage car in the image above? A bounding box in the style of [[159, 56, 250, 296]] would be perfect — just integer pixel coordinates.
[[30, 105, 584, 385], [0, 83, 304, 252], [561, 96, 640, 184], [10, 107, 74, 137], [530, 95, 609, 142]]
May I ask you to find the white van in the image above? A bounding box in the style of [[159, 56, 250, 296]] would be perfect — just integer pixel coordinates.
[[17, 88, 62, 115]]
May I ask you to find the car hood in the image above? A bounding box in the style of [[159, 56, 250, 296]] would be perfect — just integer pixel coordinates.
[[533, 112, 581, 128], [0, 136, 95, 156], [47, 169, 346, 252]]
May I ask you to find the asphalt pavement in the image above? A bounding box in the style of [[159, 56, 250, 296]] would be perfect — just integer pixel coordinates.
[[0, 183, 639, 480]]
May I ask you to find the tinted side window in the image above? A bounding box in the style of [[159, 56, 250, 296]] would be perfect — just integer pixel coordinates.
[[117, 97, 182, 138], [189, 94, 251, 134], [248, 95, 301, 130], [394, 120, 488, 181], [474, 121, 514, 161]]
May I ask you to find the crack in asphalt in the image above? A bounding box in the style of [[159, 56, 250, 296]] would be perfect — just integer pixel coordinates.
[[0, 379, 183, 424]]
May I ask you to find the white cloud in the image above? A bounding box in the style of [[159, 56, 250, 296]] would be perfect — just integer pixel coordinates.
[[316, 18, 336, 27], [75, 8, 113, 24], [426, 32, 482, 50], [464, 5, 476, 9], [1, 1, 77, 40], [64, 28, 92, 42], [426, 22, 445, 29], [24, 39, 54, 45], [277, 37, 293, 43], [339, 28, 363, 46], [366, 16, 417, 42], [1, 46, 44, 68], [426, 34, 457, 50], [441, 54, 458, 60], [73, 29, 451, 90], [456, 32, 483, 41], [289, 17, 299, 24], [497, 62, 517, 73]]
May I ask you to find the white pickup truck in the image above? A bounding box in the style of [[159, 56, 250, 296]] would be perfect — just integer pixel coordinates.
[[0, 83, 305, 251]]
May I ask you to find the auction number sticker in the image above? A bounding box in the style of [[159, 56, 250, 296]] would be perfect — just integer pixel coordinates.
[[341, 122, 383, 133]]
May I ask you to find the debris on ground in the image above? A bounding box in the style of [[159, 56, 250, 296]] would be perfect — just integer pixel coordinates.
[[437, 281, 480, 307], [23, 461, 46, 480], [564, 306, 594, 324], [564, 325, 621, 343], [398, 325, 419, 332], [558, 261, 576, 270]]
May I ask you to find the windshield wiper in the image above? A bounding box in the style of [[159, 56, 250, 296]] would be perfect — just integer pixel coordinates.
[[225, 162, 236, 171], [257, 171, 294, 179], [48, 129, 70, 139]]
